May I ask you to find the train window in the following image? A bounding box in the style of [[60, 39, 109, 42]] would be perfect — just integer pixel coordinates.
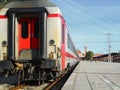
[[67, 34, 70, 48], [67, 34, 77, 55], [22, 21, 28, 38], [34, 21, 39, 38], [62, 25, 65, 43]]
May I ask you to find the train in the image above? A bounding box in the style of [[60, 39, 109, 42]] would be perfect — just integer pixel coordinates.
[[0, 0, 79, 85]]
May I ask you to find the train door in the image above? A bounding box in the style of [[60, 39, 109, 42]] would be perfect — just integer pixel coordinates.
[[31, 18, 39, 49], [18, 18, 39, 53]]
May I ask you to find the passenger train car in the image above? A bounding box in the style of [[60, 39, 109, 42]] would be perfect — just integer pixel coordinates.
[[0, 0, 79, 84]]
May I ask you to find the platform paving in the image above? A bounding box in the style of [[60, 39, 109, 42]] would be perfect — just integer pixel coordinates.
[[62, 61, 120, 90]]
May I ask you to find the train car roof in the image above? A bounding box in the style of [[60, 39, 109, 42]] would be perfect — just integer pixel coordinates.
[[4, 0, 57, 8]]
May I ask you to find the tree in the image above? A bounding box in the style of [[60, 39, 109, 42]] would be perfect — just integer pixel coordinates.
[[85, 51, 94, 60]]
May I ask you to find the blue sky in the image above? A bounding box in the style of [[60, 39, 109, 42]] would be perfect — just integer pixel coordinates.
[[50, 0, 120, 54]]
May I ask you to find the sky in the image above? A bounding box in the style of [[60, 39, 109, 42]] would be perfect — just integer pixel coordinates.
[[50, 0, 120, 54]]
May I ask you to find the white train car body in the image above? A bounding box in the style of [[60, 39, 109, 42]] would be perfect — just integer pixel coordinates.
[[0, 0, 79, 84]]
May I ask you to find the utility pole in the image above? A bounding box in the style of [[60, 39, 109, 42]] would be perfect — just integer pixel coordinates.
[[106, 33, 111, 62]]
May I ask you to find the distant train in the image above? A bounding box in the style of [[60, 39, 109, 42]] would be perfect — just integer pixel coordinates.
[[0, 0, 79, 84]]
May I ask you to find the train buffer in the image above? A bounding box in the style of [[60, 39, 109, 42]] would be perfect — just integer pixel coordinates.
[[62, 61, 120, 90]]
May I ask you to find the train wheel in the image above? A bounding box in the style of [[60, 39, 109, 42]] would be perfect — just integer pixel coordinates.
[[51, 71, 57, 80], [57, 61, 60, 76], [42, 71, 46, 84], [66, 63, 70, 72], [38, 69, 41, 85], [21, 69, 25, 82], [54, 61, 60, 79], [18, 70, 21, 85]]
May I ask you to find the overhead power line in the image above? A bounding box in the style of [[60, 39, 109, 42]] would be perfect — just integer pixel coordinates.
[[74, 41, 120, 44]]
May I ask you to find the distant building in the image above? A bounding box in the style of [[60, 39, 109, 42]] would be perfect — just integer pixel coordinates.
[[77, 50, 85, 58], [94, 54, 103, 57], [93, 52, 120, 62]]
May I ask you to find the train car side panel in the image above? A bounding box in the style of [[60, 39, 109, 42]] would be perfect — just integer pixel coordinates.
[[0, 9, 8, 60], [47, 13, 63, 71]]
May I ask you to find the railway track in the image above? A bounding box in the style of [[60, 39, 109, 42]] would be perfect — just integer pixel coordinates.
[[8, 73, 68, 90], [9, 62, 79, 90], [9, 85, 26, 90], [9, 77, 63, 90], [45, 62, 79, 90]]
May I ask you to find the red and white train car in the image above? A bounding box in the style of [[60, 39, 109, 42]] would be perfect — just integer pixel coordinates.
[[0, 0, 79, 84]]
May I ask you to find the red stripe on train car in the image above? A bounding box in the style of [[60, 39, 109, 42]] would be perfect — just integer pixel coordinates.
[[48, 14, 65, 25], [65, 52, 78, 60], [65, 52, 75, 58], [48, 14, 62, 19], [0, 15, 7, 19]]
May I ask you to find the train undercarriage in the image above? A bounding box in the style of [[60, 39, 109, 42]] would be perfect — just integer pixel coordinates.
[[0, 59, 62, 85]]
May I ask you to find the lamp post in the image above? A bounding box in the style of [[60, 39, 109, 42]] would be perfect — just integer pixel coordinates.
[[106, 33, 111, 62]]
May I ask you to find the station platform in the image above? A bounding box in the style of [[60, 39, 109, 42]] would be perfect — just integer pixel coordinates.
[[62, 61, 120, 90]]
